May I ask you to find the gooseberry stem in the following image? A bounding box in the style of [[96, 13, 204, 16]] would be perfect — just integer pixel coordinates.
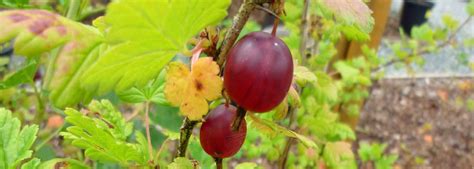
[[215, 157, 223, 169], [271, 17, 279, 36], [177, 118, 198, 157], [231, 106, 247, 131], [215, 0, 273, 67]]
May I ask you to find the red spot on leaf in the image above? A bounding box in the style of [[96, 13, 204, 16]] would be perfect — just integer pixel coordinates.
[[29, 19, 53, 35], [26, 10, 56, 18], [195, 79, 203, 91], [56, 25, 67, 35], [9, 13, 29, 23]]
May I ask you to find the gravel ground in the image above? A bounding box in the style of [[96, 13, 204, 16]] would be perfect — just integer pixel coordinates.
[[357, 78, 474, 169]]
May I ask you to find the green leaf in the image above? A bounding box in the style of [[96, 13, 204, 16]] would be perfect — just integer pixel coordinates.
[[0, 108, 39, 169], [319, 0, 374, 39], [0, 10, 97, 57], [60, 102, 146, 166], [0, 0, 31, 10], [82, 0, 231, 95], [162, 130, 180, 141], [334, 61, 359, 79], [168, 157, 194, 169], [0, 10, 104, 108], [287, 86, 301, 107], [87, 100, 134, 140], [20, 158, 40, 169], [328, 123, 356, 141], [118, 70, 167, 104], [273, 98, 289, 121], [314, 72, 338, 103], [294, 66, 317, 86], [235, 162, 257, 169], [48, 43, 105, 108], [411, 24, 434, 42], [357, 142, 386, 161], [248, 114, 318, 149], [0, 60, 36, 89], [467, 99, 474, 112], [467, 0, 474, 16], [38, 158, 90, 169], [0, 57, 9, 67], [134, 132, 152, 162], [323, 142, 357, 169]]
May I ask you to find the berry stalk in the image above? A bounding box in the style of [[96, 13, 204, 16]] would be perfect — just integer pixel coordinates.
[[215, 157, 223, 169], [215, 0, 273, 67], [177, 118, 198, 157], [231, 106, 247, 131]]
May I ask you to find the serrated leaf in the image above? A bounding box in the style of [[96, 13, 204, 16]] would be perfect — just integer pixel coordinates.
[[294, 66, 317, 86], [0, 10, 104, 108], [135, 132, 152, 161], [20, 158, 40, 169], [82, 0, 231, 95], [118, 70, 167, 104], [287, 86, 301, 107], [168, 157, 195, 169], [319, 0, 374, 38], [334, 61, 359, 80], [60, 103, 146, 166], [164, 57, 222, 120], [273, 97, 289, 121], [323, 142, 357, 169], [162, 130, 180, 141], [0, 60, 36, 89], [235, 162, 257, 169], [0, 10, 70, 56], [38, 158, 90, 169], [48, 42, 105, 108], [87, 100, 133, 140], [248, 114, 318, 149], [314, 72, 338, 103], [0, 108, 39, 169], [328, 123, 356, 141]]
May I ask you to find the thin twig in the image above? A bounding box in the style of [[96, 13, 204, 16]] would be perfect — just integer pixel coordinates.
[[177, 118, 198, 157], [126, 105, 142, 122], [372, 16, 472, 72], [215, 0, 273, 67], [144, 101, 153, 162], [299, 0, 310, 65], [255, 5, 281, 20], [278, 106, 298, 169], [34, 124, 64, 151], [32, 81, 45, 124], [154, 138, 170, 162]]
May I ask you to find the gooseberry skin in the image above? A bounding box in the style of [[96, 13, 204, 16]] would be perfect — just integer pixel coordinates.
[[224, 32, 293, 112], [199, 105, 247, 158]]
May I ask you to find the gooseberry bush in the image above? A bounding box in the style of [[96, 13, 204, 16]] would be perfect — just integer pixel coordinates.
[[1, 0, 473, 168]]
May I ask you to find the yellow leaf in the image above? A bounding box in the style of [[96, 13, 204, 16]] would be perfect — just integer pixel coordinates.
[[164, 62, 189, 106], [180, 89, 208, 120], [191, 57, 222, 100], [164, 57, 222, 120]]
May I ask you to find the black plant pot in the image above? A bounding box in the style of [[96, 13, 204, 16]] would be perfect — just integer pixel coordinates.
[[400, 0, 435, 35]]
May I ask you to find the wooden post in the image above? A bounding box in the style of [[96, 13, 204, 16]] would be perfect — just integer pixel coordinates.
[[337, 0, 392, 129]]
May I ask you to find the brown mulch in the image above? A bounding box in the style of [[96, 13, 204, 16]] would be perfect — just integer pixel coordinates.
[[357, 77, 474, 169]]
